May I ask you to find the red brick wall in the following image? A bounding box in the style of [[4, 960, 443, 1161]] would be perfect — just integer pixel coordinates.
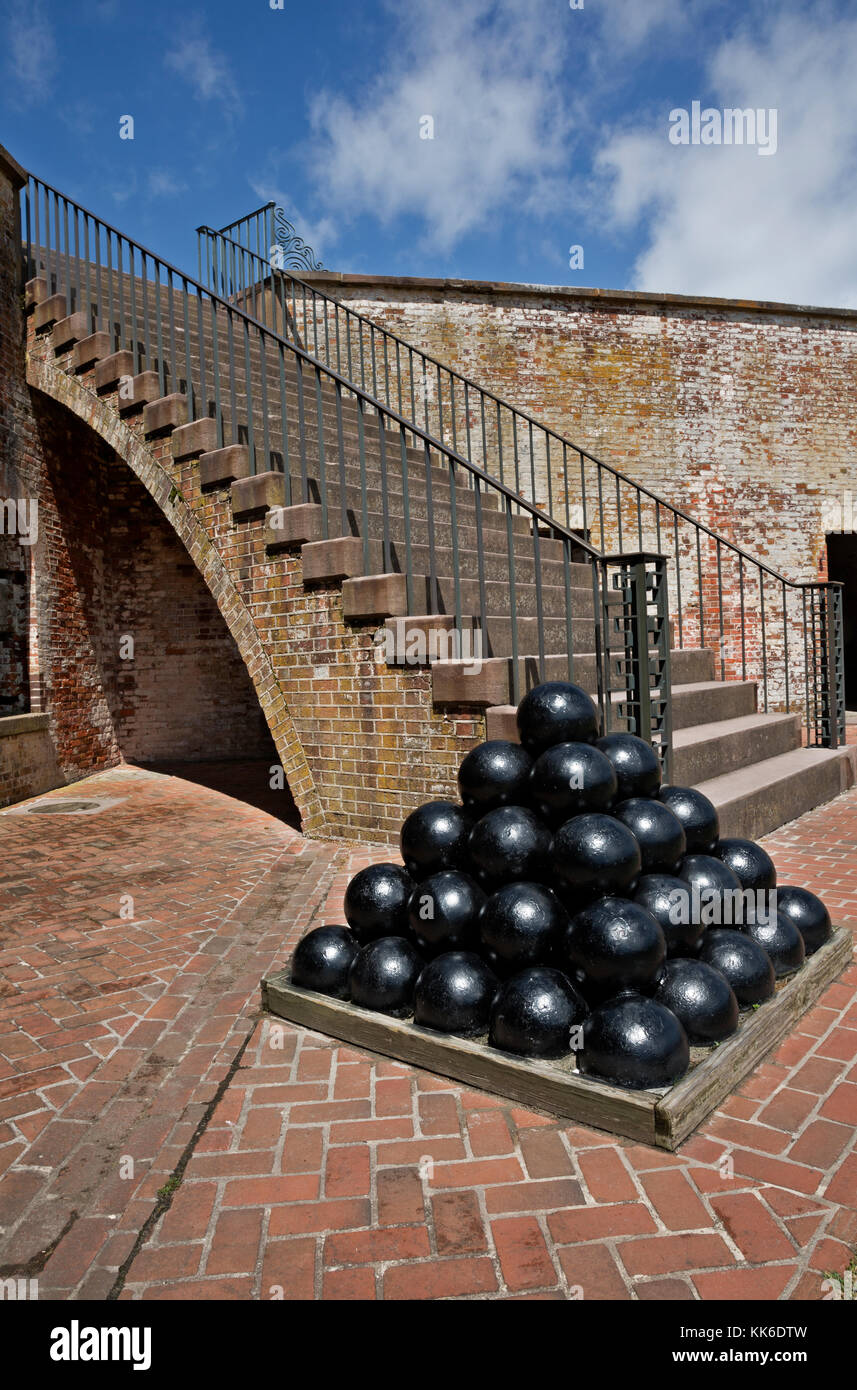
[[100, 461, 272, 764], [301, 273, 857, 584], [1, 159, 282, 795], [0, 714, 59, 808]]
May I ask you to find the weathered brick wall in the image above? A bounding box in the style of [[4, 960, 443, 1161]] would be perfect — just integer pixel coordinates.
[[102, 463, 272, 764], [20, 292, 485, 843], [1, 153, 280, 801], [300, 273, 857, 585], [0, 150, 30, 718], [0, 714, 59, 808]]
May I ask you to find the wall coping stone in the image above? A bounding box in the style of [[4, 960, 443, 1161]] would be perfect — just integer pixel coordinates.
[[296, 270, 857, 325], [0, 713, 49, 738], [0, 143, 27, 190]]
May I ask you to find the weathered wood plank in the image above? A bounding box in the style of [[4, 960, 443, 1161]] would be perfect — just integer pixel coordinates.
[[262, 927, 853, 1151], [656, 927, 853, 1148]]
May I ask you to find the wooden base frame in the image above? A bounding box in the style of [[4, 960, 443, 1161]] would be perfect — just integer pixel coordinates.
[[262, 928, 853, 1150]]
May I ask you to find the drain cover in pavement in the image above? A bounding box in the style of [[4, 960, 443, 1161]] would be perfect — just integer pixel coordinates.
[[2, 795, 126, 817]]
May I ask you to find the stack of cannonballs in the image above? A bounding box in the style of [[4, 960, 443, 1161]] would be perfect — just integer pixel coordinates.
[[291, 682, 833, 1090]]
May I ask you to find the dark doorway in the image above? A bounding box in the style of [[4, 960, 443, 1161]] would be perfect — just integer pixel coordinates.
[[826, 533, 857, 710]]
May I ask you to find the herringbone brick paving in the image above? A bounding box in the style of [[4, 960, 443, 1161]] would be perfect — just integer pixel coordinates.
[[0, 766, 855, 1300]]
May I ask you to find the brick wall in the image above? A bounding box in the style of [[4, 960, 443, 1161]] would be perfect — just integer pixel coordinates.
[[101, 461, 272, 764], [292, 271, 857, 707], [299, 272, 857, 585], [0, 713, 59, 808], [0, 153, 290, 804]]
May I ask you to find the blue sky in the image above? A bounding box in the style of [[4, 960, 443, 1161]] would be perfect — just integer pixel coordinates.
[[3, 0, 857, 305]]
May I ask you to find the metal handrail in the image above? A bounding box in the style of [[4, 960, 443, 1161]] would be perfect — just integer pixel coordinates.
[[22, 174, 844, 751], [22, 173, 621, 721], [195, 214, 846, 747], [195, 229, 805, 591]]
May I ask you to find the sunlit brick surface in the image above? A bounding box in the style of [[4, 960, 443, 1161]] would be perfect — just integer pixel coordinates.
[[1, 767, 854, 1301]]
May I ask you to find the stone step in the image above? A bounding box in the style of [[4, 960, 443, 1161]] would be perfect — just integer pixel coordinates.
[[668, 679, 757, 731], [379, 610, 596, 659], [484, 679, 758, 742], [424, 578, 592, 622], [671, 712, 802, 786], [697, 745, 857, 841], [322, 484, 535, 535], [355, 516, 568, 571], [431, 647, 713, 708], [351, 545, 591, 611]]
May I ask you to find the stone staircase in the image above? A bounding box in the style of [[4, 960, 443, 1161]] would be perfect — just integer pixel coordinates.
[[24, 239, 857, 842]]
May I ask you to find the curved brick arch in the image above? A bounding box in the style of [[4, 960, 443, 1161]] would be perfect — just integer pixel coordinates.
[[27, 354, 326, 835]]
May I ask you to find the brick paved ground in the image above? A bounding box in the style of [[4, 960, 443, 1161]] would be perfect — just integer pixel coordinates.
[[1, 768, 855, 1301]]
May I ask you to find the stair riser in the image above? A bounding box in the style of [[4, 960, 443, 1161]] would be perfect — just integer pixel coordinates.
[[409, 576, 592, 622], [670, 682, 757, 732], [713, 753, 857, 840], [673, 717, 801, 786]]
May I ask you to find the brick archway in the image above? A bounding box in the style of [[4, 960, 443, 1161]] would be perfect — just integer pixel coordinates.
[[26, 354, 325, 834]]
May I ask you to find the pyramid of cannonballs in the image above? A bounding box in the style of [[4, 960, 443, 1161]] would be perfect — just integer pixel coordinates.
[[291, 682, 833, 1090]]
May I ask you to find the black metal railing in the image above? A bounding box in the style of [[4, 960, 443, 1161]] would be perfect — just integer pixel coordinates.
[[21, 174, 844, 758], [194, 217, 846, 751], [23, 174, 674, 740]]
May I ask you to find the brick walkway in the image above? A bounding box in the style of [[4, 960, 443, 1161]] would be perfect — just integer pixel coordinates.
[[1, 768, 855, 1300]]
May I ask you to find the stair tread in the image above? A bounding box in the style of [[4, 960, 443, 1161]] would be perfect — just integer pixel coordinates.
[[671, 680, 756, 697], [694, 745, 854, 801], [672, 711, 798, 747]]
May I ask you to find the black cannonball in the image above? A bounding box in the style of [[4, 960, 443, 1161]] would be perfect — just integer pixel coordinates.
[[775, 885, 832, 957], [613, 798, 687, 874], [413, 951, 498, 1036], [529, 742, 618, 826], [348, 936, 424, 1016], [634, 873, 705, 957], [458, 740, 533, 814], [742, 912, 806, 978], [653, 958, 740, 1044], [596, 733, 661, 800], [516, 681, 599, 757], [408, 871, 486, 953], [468, 806, 552, 891], [658, 785, 719, 853], [291, 925, 358, 999], [678, 854, 746, 927], [578, 994, 690, 1090], [552, 813, 642, 899], [479, 882, 568, 970], [344, 862, 415, 943], [715, 837, 777, 894], [401, 801, 471, 880], [564, 896, 666, 994], [489, 966, 588, 1058], [698, 928, 775, 1008]]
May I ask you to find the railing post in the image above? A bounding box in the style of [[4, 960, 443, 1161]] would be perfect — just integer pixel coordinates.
[[600, 551, 673, 780], [822, 582, 846, 750]]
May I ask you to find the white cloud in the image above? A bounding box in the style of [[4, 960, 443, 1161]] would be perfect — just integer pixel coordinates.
[[596, 9, 857, 306], [147, 170, 188, 198], [305, 0, 578, 252], [4, 0, 58, 105], [595, 0, 705, 52], [164, 29, 242, 120]]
